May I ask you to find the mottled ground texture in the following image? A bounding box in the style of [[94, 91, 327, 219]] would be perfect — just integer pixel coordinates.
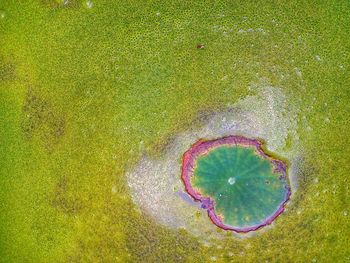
[[0, 1, 349, 262]]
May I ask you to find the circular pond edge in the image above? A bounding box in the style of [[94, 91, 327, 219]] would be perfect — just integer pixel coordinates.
[[181, 135, 291, 233]]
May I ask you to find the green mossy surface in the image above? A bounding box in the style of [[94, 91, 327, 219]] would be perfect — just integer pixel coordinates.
[[192, 146, 288, 228], [0, 1, 349, 262]]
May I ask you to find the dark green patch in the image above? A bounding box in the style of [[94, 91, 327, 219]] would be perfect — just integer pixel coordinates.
[[21, 87, 65, 151], [0, 56, 16, 82], [51, 175, 83, 216]]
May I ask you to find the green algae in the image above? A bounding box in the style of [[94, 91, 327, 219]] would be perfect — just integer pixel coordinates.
[[0, 1, 349, 262]]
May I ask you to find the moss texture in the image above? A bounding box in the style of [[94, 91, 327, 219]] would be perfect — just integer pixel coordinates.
[[0, 1, 349, 262]]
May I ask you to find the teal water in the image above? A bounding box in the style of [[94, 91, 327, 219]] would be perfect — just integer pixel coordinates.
[[193, 146, 288, 228]]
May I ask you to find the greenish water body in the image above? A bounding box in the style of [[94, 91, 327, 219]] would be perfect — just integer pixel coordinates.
[[192, 145, 290, 231]]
